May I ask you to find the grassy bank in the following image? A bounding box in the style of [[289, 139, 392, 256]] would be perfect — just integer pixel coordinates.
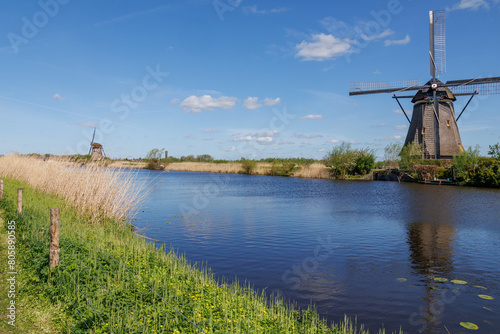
[[0, 156, 400, 333]]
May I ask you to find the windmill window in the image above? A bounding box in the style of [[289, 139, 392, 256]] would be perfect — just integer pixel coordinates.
[[422, 127, 426, 134], [447, 120, 451, 127]]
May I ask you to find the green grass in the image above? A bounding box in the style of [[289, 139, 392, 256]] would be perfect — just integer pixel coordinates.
[[0, 178, 401, 333]]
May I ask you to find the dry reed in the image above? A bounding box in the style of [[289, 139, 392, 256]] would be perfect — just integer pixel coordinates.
[[0, 154, 145, 223], [166, 162, 331, 179], [294, 163, 331, 179]]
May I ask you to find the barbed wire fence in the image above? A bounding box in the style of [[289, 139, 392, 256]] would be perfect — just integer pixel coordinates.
[[1, 180, 209, 334]]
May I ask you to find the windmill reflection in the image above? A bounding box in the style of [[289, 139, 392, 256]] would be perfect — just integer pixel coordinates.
[[407, 221, 456, 333]]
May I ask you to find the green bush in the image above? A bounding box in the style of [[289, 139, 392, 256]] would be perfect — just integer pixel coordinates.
[[196, 154, 214, 162], [399, 143, 422, 172], [452, 145, 480, 183], [267, 160, 298, 177], [323, 143, 375, 179], [469, 158, 500, 188], [241, 159, 257, 174], [352, 151, 375, 175], [488, 143, 500, 159]]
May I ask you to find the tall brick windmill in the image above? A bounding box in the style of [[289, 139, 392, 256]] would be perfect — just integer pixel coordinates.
[[350, 10, 500, 159]]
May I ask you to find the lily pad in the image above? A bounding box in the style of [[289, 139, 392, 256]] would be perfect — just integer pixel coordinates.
[[433, 277, 448, 282], [460, 322, 479, 330], [396, 278, 407, 282], [474, 285, 487, 290], [166, 222, 171, 224], [451, 279, 467, 285], [483, 306, 494, 312], [478, 294, 494, 300]]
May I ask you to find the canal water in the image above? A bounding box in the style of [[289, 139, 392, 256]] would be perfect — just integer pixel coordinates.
[[132, 170, 500, 334]]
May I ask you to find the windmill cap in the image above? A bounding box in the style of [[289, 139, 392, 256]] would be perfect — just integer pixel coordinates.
[[91, 142, 103, 148], [411, 79, 456, 103]]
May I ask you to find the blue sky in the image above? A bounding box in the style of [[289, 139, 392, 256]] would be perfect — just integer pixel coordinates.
[[1, 0, 499, 160]]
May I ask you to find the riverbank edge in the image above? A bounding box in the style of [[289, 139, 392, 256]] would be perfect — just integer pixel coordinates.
[[0, 177, 399, 333]]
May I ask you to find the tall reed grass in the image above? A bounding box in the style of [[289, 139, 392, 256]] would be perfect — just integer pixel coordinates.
[[166, 162, 331, 178], [0, 154, 144, 223]]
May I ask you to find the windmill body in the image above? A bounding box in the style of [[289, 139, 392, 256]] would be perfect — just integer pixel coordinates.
[[406, 81, 463, 159], [90, 142, 104, 161], [349, 10, 500, 159], [88, 128, 105, 161]]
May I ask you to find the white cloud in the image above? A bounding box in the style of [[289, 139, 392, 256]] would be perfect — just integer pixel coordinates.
[[449, 0, 491, 10], [329, 139, 340, 143], [384, 34, 410, 46], [258, 130, 279, 137], [242, 5, 288, 14], [318, 148, 326, 152], [231, 130, 278, 144], [296, 33, 352, 61], [392, 108, 412, 115], [184, 134, 197, 139], [94, 5, 170, 26], [263, 97, 281, 106], [371, 123, 386, 128], [53, 93, 66, 100], [180, 95, 238, 113], [243, 97, 262, 110], [170, 98, 180, 104], [224, 146, 236, 152], [394, 125, 408, 130], [361, 29, 394, 41], [232, 136, 273, 143], [299, 114, 323, 119], [204, 128, 219, 133], [377, 135, 404, 141], [294, 134, 323, 139], [373, 69, 382, 75]]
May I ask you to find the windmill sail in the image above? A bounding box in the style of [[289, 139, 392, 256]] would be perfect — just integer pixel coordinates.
[[445, 77, 500, 95], [349, 79, 424, 96], [432, 10, 446, 77], [88, 127, 97, 155]]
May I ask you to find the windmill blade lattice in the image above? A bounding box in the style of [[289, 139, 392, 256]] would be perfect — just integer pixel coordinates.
[[349, 79, 424, 96], [446, 77, 500, 95], [433, 10, 446, 76]]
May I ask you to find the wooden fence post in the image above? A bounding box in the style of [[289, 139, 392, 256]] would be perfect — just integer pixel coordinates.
[[50, 208, 60, 270], [0, 179, 3, 199], [17, 188, 23, 214]]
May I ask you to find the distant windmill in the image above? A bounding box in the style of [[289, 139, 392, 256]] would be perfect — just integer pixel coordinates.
[[88, 127, 105, 161], [349, 10, 500, 159]]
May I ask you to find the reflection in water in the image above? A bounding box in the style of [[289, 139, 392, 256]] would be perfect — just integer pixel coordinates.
[[407, 221, 456, 333], [408, 222, 455, 276]]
